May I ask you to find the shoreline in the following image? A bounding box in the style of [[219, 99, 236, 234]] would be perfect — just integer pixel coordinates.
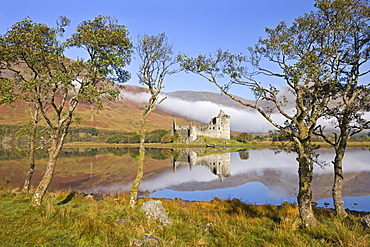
[[3, 188, 369, 216], [62, 141, 370, 149]]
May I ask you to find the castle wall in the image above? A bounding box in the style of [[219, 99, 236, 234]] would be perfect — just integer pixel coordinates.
[[173, 110, 230, 142]]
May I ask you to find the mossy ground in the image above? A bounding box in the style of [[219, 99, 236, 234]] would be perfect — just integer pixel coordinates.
[[0, 189, 369, 246]]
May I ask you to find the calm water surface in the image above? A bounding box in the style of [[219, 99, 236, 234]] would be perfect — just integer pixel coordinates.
[[1, 146, 369, 211], [146, 148, 370, 212]]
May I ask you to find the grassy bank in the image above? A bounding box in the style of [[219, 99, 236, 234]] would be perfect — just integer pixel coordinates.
[[0, 190, 369, 246]]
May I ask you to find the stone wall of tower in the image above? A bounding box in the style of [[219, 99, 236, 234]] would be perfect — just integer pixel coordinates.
[[172, 110, 230, 142]]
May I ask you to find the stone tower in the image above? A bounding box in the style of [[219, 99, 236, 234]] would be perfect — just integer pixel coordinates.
[[172, 110, 230, 142]]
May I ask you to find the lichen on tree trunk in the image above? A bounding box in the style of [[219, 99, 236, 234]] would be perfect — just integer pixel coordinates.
[[22, 121, 37, 193], [129, 144, 145, 208], [332, 145, 347, 218], [22, 162, 35, 193], [31, 128, 67, 206], [129, 115, 148, 208], [31, 151, 58, 206], [295, 138, 318, 228], [297, 156, 317, 228]]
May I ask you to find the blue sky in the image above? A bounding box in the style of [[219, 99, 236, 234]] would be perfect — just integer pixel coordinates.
[[0, 0, 315, 99]]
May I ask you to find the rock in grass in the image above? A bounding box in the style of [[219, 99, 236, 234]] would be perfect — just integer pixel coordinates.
[[83, 193, 110, 201], [11, 189, 21, 194], [205, 223, 215, 233], [360, 214, 370, 228], [130, 239, 145, 246], [115, 219, 129, 225], [141, 200, 172, 225], [48, 192, 57, 198], [130, 234, 162, 247], [144, 234, 162, 244], [92, 193, 110, 201]]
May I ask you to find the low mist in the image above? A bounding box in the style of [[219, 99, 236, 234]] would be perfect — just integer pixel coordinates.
[[122, 91, 283, 133], [122, 91, 370, 134]]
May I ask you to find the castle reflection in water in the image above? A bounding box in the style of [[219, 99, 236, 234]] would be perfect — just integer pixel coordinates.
[[173, 150, 231, 181]]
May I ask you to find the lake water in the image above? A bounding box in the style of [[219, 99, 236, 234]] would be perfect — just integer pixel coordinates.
[[1, 146, 369, 211]]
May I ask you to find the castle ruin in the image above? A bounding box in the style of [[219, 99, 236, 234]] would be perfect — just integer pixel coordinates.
[[172, 110, 230, 142]]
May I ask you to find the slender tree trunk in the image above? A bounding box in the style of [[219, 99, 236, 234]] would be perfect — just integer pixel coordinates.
[[31, 146, 59, 206], [90, 105, 95, 121], [129, 114, 148, 208], [295, 140, 317, 228], [332, 142, 348, 218], [22, 121, 37, 193], [31, 126, 67, 206], [129, 143, 145, 208]]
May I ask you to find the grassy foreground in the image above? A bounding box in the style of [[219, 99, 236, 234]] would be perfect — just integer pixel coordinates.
[[0, 190, 369, 246]]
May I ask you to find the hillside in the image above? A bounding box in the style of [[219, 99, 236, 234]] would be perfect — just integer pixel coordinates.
[[1, 84, 358, 134], [166, 91, 254, 110], [166, 90, 274, 111], [0, 85, 199, 132], [166, 88, 342, 114]]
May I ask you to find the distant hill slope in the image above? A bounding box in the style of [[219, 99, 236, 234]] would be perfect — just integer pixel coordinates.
[[0, 84, 320, 134], [166, 91, 255, 110], [166, 90, 277, 112], [0, 86, 198, 132], [0, 84, 274, 133]]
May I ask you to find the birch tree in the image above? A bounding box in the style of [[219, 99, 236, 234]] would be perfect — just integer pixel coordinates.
[[313, 0, 370, 218], [0, 17, 70, 193], [129, 33, 179, 208]]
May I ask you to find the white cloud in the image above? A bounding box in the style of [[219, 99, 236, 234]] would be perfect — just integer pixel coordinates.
[[121, 91, 284, 133], [121, 90, 370, 134]]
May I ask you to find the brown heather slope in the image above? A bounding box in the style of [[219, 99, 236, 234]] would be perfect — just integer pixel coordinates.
[[0, 85, 198, 132]]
